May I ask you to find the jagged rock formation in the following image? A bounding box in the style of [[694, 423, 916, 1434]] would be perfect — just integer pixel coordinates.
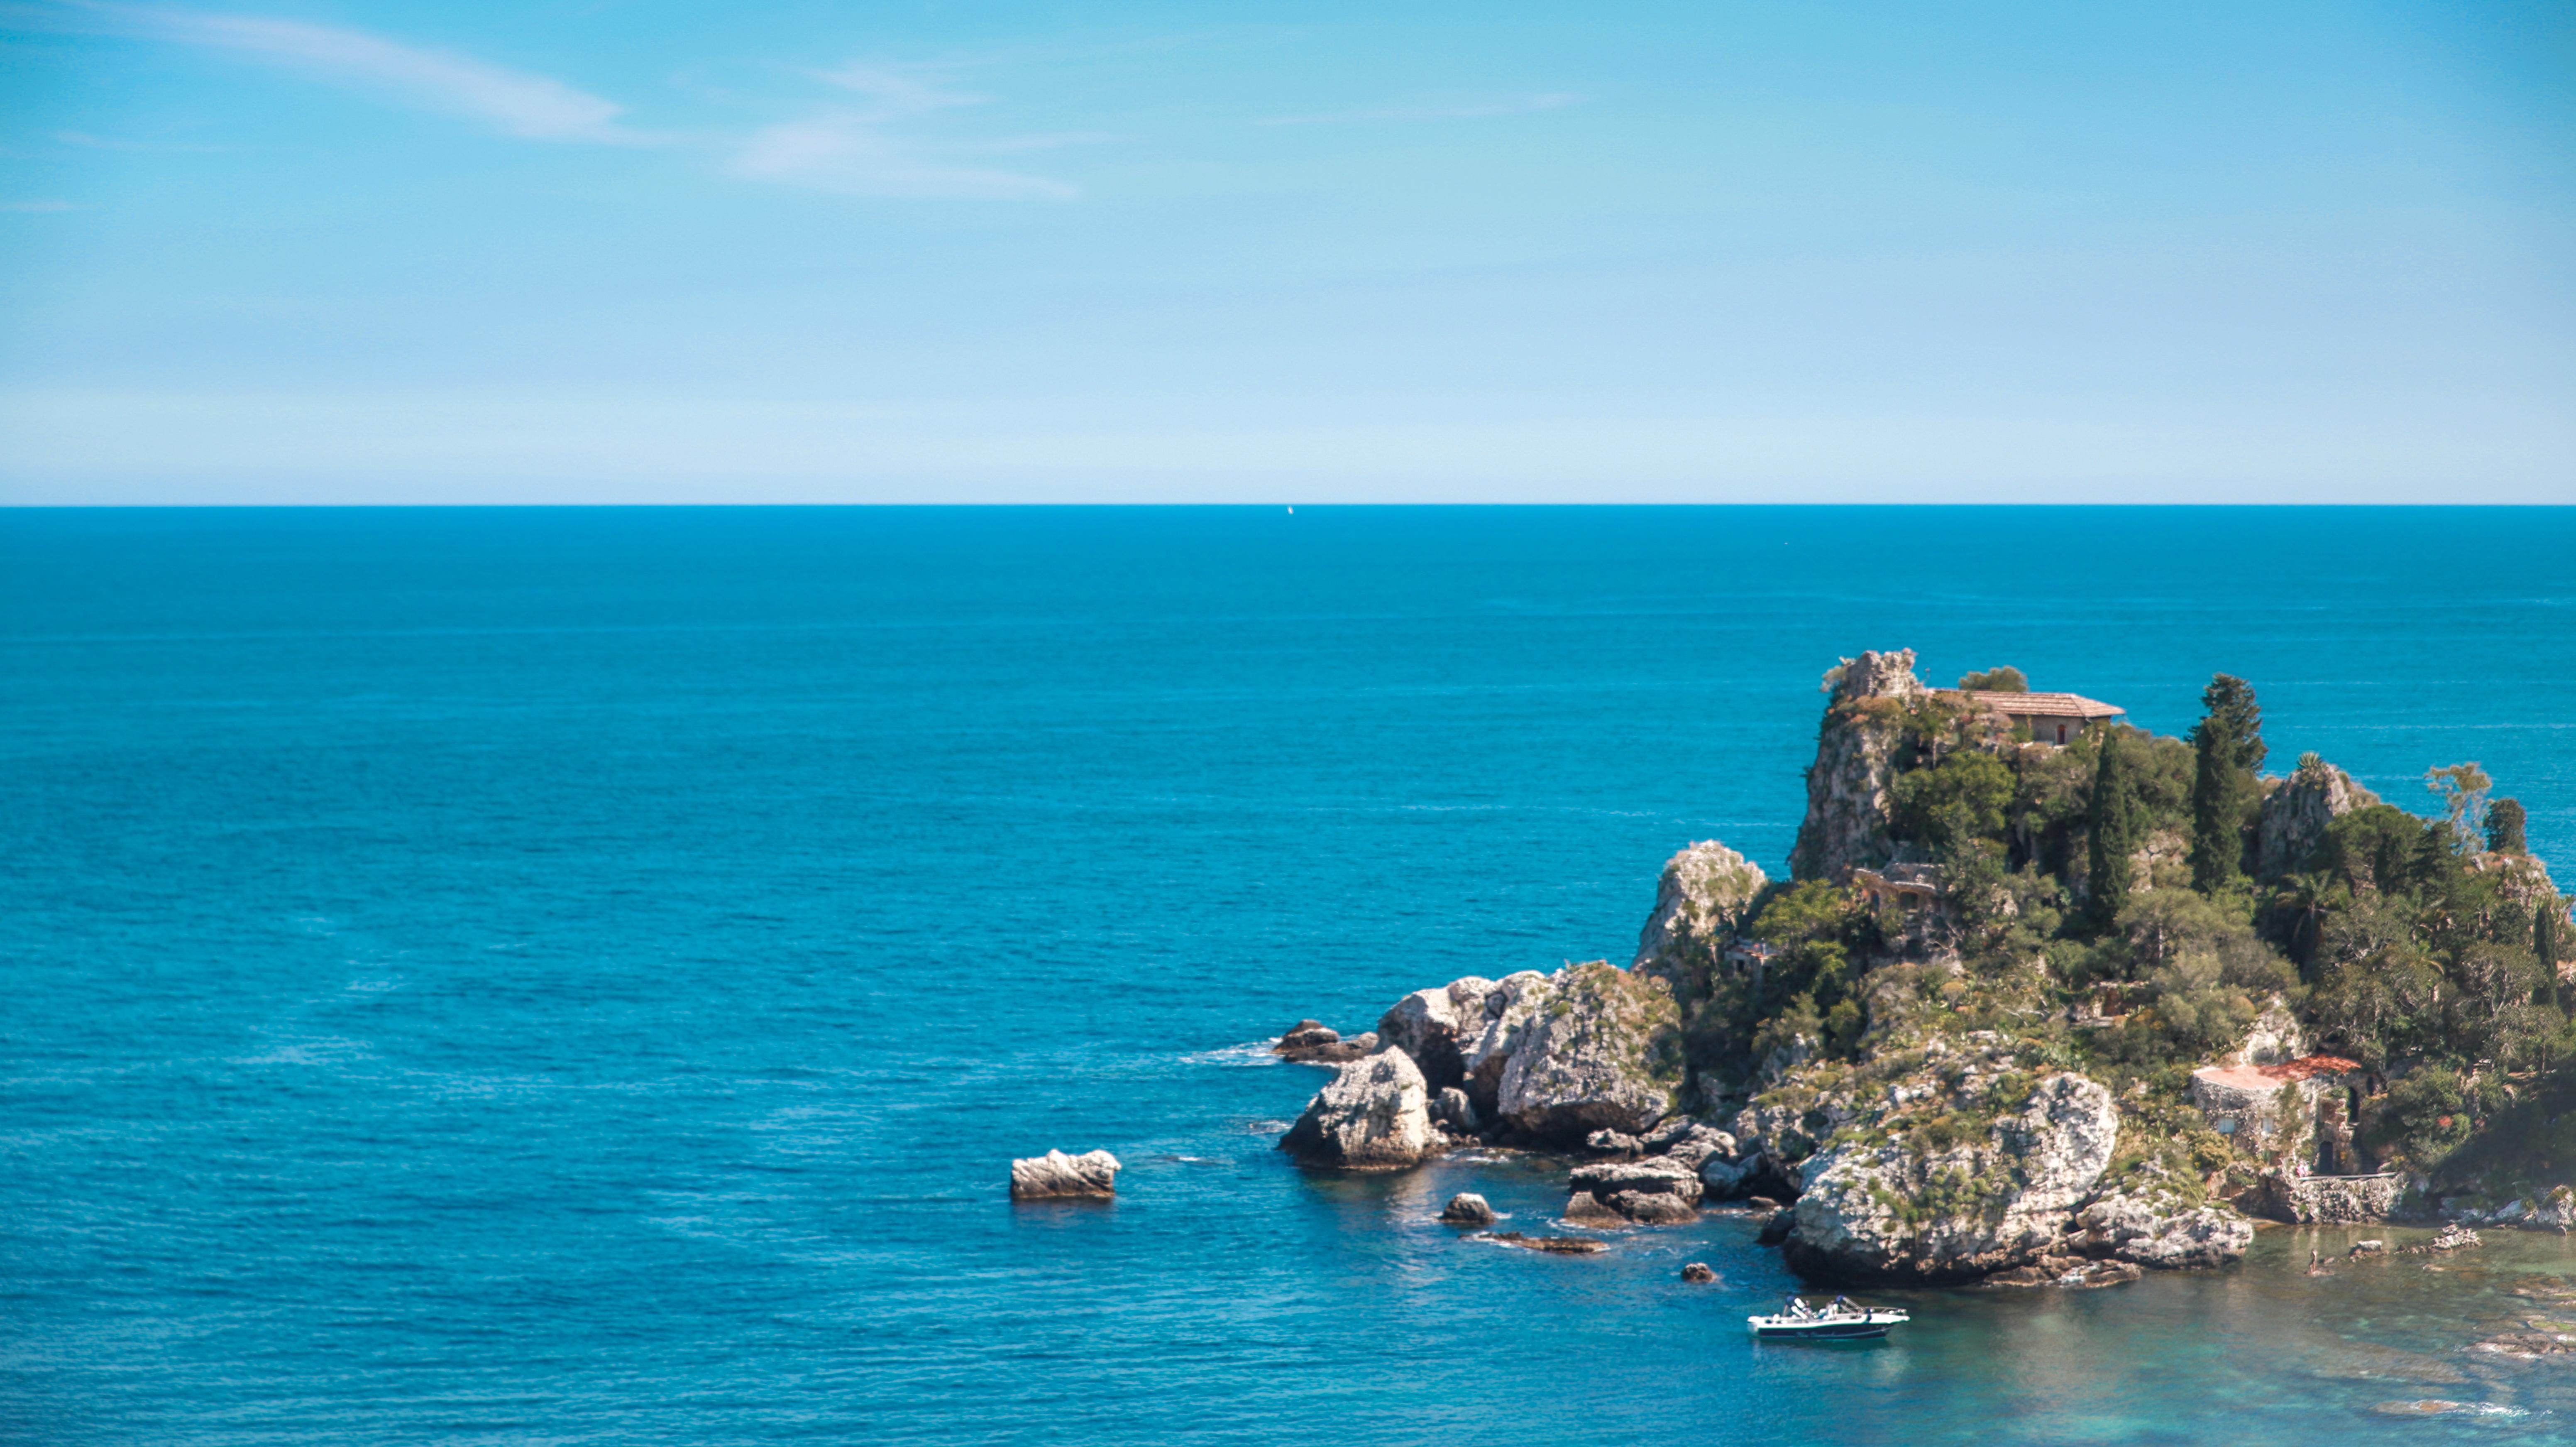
[[2071, 1185, 2254, 1267], [1568, 1156, 1705, 1223], [1633, 840, 1768, 984], [1493, 961, 1685, 1141], [2257, 754, 2380, 879], [1784, 1072, 2120, 1285], [1377, 977, 1498, 1091], [1789, 649, 1928, 883], [1279, 1048, 1435, 1169], [1009, 1148, 1122, 1200]]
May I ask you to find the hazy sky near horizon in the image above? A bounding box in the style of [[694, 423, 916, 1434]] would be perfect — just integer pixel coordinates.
[[2, 1, 2572, 504]]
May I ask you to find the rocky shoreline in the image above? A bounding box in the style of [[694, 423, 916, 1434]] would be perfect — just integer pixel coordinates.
[[1257, 647, 2575, 1289]]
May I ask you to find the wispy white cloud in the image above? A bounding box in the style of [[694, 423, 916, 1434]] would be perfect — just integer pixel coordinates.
[[1, 199, 79, 211], [730, 59, 1079, 201], [733, 114, 1077, 200], [1262, 91, 1579, 127], [83, 3, 654, 144]]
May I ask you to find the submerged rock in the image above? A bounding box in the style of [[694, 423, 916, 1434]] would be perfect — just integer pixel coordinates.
[[1279, 1048, 1435, 1170], [1440, 1192, 1497, 1225], [1986, 1257, 2143, 1289], [1487, 1232, 1606, 1255], [1009, 1148, 1122, 1200]]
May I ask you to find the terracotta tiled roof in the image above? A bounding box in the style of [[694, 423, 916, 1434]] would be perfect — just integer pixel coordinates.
[[2191, 1055, 2362, 1091], [1943, 689, 2126, 720]]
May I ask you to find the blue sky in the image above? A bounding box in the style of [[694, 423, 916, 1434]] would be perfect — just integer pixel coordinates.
[[1, 1, 2571, 503]]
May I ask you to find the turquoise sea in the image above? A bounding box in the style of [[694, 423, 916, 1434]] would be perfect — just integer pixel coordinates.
[[5, 505, 2576, 1445]]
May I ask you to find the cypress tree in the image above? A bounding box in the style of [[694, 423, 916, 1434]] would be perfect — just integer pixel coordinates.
[[2488, 798, 2529, 854], [2089, 729, 2140, 926], [2188, 673, 2266, 893]]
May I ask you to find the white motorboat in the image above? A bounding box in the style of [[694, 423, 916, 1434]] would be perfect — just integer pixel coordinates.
[[1747, 1295, 1908, 1340]]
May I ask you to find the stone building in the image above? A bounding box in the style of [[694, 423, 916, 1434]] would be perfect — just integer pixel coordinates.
[[2187, 1054, 2365, 1173], [1946, 689, 2127, 747]]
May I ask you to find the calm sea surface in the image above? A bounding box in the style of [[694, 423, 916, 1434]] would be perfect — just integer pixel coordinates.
[[5, 506, 2576, 1445]]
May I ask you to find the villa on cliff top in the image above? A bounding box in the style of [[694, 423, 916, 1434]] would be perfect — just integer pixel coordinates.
[[1942, 689, 2127, 747]]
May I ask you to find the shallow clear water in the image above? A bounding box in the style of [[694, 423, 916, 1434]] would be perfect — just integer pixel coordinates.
[[4, 505, 2575, 1445]]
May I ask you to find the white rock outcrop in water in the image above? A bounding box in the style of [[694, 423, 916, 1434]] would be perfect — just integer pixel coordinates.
[[1279, 1047, 1435, 1170], [1009, 1148, 1122, 1200]]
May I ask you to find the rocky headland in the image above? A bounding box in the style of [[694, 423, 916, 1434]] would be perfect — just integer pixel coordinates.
[[1269, 649, 2576, 1287]]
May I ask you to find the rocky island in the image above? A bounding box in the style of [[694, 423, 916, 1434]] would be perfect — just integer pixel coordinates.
[[1274, 650, 2575, 1287]]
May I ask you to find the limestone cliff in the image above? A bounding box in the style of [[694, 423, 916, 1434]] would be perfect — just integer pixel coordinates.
[[1784, 1070, 2118, 1285], [2256, 753, 2380, 879], [1788, 649, 1928, 883]]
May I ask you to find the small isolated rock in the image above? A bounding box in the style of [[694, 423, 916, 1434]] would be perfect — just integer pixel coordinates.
[[1489, 1232, 1606, 1254], [1440, 1192, 1497, 1225], [1009, 1148, 1121, 1200], [2349, 1239, 2389, 1257], [1278, 1019, 1337, 1050], [1680, 1262, 1717, 1283]]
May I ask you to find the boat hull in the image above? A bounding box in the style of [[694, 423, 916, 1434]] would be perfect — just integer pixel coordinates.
[[1752, 1320, 1889, 1340]]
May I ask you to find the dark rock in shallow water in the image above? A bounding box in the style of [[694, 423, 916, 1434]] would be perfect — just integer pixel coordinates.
[[1009, 1148, 1121, 1200], [1440, 1192, 1496, 1225], [1432, 1087, 1480, 1131], [1276, 1021, 1381, 1064], [1680, 1261, 1717, 1283], [1610, 1190, 1696, 1224], [1563, 1190, 1624, 1225], [1756, 1211, 1793, 1246], [1488, 1232, 1607, 1254], [1985, 1256, 2142, 1288]]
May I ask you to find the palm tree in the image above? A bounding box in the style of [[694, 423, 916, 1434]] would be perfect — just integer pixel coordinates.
[[2278, 870, 2339, 978]]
